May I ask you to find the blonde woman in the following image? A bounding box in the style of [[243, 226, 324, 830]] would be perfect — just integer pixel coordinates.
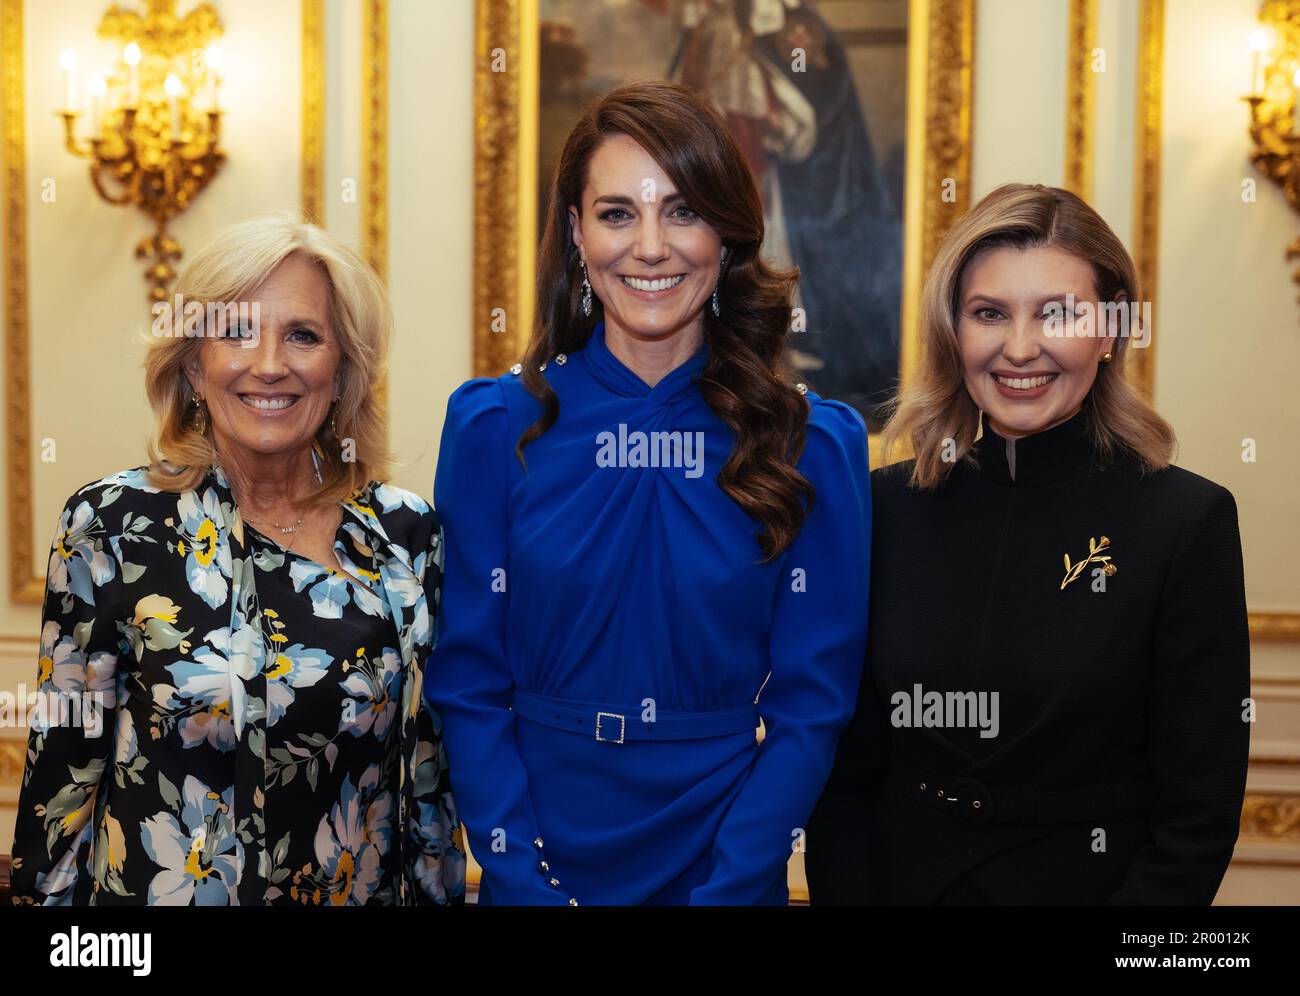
[[807, 184, 1249, 905], [11, 215, 465, 905]]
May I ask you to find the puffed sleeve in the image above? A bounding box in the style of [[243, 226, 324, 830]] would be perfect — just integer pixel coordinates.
[[690, 399, 871, 904], [423, 379, 570, 904], [1107, 484, 1250, 904], [12, 491, 123, 905]]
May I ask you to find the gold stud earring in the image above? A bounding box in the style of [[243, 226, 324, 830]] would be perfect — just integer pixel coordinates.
[[1100, 352, 1113, 364]]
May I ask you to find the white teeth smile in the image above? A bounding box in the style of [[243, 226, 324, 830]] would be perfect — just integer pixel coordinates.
[[993, 373, 1058, 390], [622, 275, 685, 292], [240, 395, 298, 410]]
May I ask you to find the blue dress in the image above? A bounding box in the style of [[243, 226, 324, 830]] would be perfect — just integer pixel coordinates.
[[424, 322, 870, 904]]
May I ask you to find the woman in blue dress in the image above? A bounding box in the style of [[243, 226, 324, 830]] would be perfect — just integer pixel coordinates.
[[425, 80, 871, 905]]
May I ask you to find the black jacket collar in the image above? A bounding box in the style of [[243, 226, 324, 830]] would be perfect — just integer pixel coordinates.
[[974, 407, 1097, 487]]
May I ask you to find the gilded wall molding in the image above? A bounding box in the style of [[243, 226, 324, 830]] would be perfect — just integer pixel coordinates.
[[0, 738, 22, 786], [473, 0, 526, 377], [301, 0, 325, 224], [916, 0, 975, 273], [1251, 611, 1300, 641], [1130, 0, 1163, 402], [897, 0, 975, 394], [1064, 0, 1096, 203], [2, 0, 40, 604], [362, 0, 388, 284], [1241, 793, 1300, 839]]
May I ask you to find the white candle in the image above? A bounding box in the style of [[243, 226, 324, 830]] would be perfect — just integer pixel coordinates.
[[165, 74, 182, 140], [205, 46, 222, 110], [59, 49, 77, 111], [124, 42, 141, 106], [89, 76, 106, 133], [1249, 28, 1271, 96]]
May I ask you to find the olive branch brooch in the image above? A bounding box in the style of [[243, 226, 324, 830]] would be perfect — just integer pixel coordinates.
[[1061, 535, 1117, 590]]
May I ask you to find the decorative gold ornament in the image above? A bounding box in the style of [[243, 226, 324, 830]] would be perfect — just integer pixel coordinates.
[[1061, 535, 1117, 590], [58, 0, 226, 305], [1244, 1, 1300, 313]]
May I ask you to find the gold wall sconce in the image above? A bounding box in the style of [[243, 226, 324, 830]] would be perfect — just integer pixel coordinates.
[[57, 0, 226, 304]]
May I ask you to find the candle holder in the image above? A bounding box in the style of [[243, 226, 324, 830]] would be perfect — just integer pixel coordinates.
[[59, 0, 225, 305]]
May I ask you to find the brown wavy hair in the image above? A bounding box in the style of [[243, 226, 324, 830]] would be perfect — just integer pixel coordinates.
[[883, 183, 1176, 488], [518, 79, 811, 560]]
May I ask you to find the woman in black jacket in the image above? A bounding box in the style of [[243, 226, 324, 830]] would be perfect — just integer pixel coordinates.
[[807, 183, 1250, 905]]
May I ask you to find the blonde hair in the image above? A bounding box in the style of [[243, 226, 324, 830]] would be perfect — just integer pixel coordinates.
[[882, 183, 1175, 488], [143, 213, 392, 504]]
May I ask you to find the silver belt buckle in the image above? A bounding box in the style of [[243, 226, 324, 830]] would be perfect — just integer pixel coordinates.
[[595, 711, 625, 744]]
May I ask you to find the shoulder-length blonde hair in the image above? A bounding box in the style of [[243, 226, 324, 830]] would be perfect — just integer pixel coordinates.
[[883, 182, 1175, 488], [144, 213, 392, 503]]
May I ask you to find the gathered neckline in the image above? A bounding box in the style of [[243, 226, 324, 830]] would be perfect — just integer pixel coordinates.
[[581, 321, 709, 404]]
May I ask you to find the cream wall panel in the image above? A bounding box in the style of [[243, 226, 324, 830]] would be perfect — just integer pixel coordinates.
[[972, 0, 1070, 197], [323, 0, 362, 245], [386, 0, 473, 500], [1158, 0, 1300, 622]]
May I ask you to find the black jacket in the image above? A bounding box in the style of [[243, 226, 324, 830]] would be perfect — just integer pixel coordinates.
[[807, 409, 1250, 904]]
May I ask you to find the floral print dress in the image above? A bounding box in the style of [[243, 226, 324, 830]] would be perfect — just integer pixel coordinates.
[[10, 466, 466, 906]]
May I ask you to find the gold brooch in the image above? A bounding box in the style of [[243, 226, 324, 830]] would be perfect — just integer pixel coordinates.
[[1061, 535, 1117, 590]]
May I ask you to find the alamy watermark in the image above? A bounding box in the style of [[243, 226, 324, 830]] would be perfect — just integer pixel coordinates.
[[0, 686, 109, 737], [1042, 294, 1151, 348], [595, 424, 705, 479], [151, 294, 261, 342], [50, 927, 151, 976], [890, 683, 1000, 739]]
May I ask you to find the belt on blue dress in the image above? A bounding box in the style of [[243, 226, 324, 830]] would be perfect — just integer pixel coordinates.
[[511, 689, 760, 744]]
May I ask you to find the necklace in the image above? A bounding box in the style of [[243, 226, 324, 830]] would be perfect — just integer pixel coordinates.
[[245, 510, 304, 540], [244, 509, 304, 559], [227, 472, 311, 556]]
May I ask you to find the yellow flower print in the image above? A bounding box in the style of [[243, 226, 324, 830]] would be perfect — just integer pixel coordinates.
[[132, 594, 182, 628], [346, 497, 377, 519], [193, 518, 219, 568]]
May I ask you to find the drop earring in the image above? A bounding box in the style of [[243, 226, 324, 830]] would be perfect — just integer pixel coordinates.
[[191, 395, 208, 435], [580, 259, 593, 317], [711, 249, 727, 317]]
